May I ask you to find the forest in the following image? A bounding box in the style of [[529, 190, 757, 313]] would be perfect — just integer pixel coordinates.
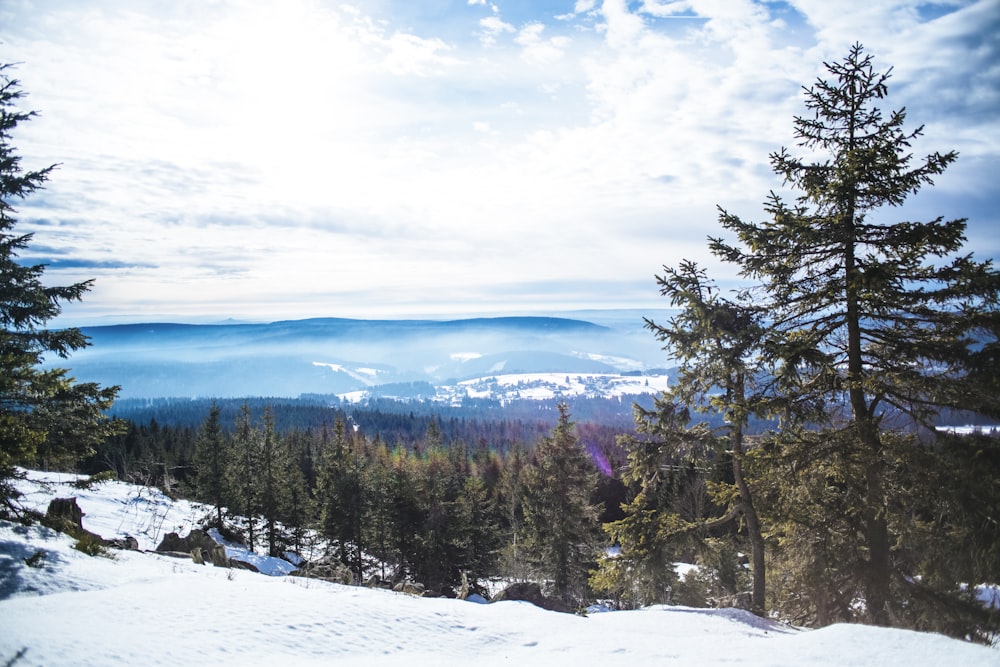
[[2, 46, 999, 645]]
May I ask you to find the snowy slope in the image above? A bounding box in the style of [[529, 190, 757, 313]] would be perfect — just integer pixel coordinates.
[[2, 471, 998, 667]]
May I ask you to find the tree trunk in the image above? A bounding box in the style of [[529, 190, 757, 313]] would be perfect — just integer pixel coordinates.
[[732, 409, 766, 616], [842, 169, 891, 625]]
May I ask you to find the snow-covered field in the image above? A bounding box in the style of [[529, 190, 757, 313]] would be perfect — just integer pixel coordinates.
[[2, 470, 997, 667]]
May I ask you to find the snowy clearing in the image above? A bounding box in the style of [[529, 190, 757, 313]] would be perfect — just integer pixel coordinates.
[[1, 470, 997, 666]]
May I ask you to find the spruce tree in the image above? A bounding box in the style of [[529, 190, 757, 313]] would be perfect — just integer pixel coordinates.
[[522, 403, 602, 606], [711, 44, 1000, 625], [194, 402, 229, 525], [317, 415, 367, 577], [258, 407, 289, 557], [643, 260, 769, 615], [229, 403, 262, 551], [1, 63, 121, 513]]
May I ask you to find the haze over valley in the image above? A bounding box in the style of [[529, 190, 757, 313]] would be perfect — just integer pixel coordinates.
[[56, 311, 677, 400]]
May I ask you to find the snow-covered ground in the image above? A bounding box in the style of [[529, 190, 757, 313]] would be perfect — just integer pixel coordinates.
[[2, 470, 998, 667]]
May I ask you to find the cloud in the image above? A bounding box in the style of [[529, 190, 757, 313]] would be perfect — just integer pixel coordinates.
[[1, 0, 995, 322], [515, 23, 572, 65], [477, 16, 515, 46]]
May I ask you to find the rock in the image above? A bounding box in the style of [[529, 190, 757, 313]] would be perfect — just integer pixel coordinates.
[[291, 558, 354, 585], [191, 546, 205, 565], [208, 543, 229, 567], [155, 529, 228, 567], [393, 581, 425, 596], [155, 529, 219, 554], [228, 559, 260, 573], [106, 535, 140, 551], [44, 497, 106, 545], [45, 497, 84, 531], [491, 582, 574, 613]]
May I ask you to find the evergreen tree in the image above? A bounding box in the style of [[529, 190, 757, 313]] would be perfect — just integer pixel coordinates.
[[522, 403, 602, 606], [496, 441, 529, 582], [258, 407, 289, 557], [229, 403, 262, 551], [279, 430, 315, 556], [643, 260, 769, 615], [193, 402, 229, 524], [0, 63, 121, 513], [317, 415, 367, 577], [592, 398, 703, 608], [362, 438, 395, 581], [711, 44, 1000, 626]]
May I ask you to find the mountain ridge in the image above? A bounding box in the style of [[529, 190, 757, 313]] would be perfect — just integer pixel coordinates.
[[51, 312, 672, 399]]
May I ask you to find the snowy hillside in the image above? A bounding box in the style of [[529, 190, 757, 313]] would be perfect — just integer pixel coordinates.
[[2, 470, 997, 667], [340, 371, 672, 405]]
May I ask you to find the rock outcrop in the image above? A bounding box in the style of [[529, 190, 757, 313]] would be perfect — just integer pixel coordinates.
[[491, 582, 574, 613], [155, 529, 229, 567]]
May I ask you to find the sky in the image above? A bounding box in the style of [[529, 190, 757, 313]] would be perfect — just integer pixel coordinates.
[[1, 0, 998, 324]]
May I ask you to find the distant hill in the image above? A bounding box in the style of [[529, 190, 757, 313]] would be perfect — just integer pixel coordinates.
[[52, 313, 674, 399]]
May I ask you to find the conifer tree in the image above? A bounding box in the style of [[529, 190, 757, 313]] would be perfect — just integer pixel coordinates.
[[0, 63, 121, 512], [258, 407, 289, 557], [229, 403, 262, 551], [643, 261, 769, 615], [497, 442, 529, 582], [711, 44, 1000, 625], [317, 415, 367, 576], [593, 398, 698, 608], [279, 431, 314, 556], [522, 403, 602, 606], [193, 402, 229, 525]]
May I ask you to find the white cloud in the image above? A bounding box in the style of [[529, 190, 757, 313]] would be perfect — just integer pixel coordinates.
[[477, 15, 515, 46], [515, 23, 571, 66], [1, 0, 995, 322]]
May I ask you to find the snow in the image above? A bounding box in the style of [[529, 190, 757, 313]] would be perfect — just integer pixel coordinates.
[[936, 425, 1000, 436], [456, 372, 671, 402], [2, 470, 998, 667]]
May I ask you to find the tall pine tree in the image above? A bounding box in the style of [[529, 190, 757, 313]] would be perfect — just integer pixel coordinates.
[[711, 44, 1000, 626], [194, 402, 229, 525], [1, 63, 121, 513]]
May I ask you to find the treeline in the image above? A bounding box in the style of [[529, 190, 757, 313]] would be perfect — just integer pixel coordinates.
[[107, 394, 651, 433], [84, 401, 669, 605], [92, 397, 632, 486]]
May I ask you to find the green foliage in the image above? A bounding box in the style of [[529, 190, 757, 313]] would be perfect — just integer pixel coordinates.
[[228, 404, 263, 550], [522, 403, 602, 606], [592, 508, 684, 609], [72, 531, 112, 558], [193, 403, 230, 524], [707, 43, 1000, 629], [70, 470, 116, 490], [0, 63, 122, 513], [750, 428, 1000, 640]]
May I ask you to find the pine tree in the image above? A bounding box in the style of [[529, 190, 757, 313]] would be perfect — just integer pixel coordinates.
[[317, 415, 367, 577], [592, 397, 692, 608], [643, 260, 769, 615], [522, 403, 602, 606], [193, 403, 229, 525], [497, 441, 529, 582], [258, 407, 289, 557], [229, 403, 262, 551], [0, 63, 122, 513], [711, 44, 1000, 625]]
